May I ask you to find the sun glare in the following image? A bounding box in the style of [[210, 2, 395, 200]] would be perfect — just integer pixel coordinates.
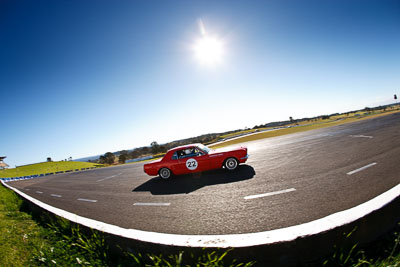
[[192, 20, 225, 67], [193, 36, 224, 66]]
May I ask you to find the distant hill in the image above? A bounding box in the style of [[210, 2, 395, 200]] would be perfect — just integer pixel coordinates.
[[73, 155, 102, 162]]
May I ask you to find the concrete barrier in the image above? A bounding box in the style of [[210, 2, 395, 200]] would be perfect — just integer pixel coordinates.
[[1, 180, 399, 265]]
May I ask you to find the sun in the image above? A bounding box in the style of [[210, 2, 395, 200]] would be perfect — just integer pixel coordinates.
[[191, 20, 225, 67], [193, 35, 224, 66]]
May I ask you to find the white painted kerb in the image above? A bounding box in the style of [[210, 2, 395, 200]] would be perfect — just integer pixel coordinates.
[[2, 181, 399, 248]]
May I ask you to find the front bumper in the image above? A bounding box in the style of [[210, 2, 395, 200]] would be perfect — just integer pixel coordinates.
[[240, 154, 249, 162]]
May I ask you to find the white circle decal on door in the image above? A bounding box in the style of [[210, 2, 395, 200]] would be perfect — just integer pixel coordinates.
[[186, 158, 198, 170]]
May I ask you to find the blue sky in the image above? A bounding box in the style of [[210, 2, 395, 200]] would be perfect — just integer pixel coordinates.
[[1, 0, 399, 167]]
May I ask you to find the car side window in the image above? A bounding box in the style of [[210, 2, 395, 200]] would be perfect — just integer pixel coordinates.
[[195, 148, 204, 156], [176, 148, 201, 159], [185, 148, 195, 158], [172, 148, 205, 160], [176, 150, 185, 159]]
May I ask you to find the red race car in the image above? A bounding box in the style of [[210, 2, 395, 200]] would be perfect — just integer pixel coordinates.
[[143, 143, 249, 179]]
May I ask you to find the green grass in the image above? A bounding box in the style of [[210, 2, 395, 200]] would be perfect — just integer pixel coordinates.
[[322, 226, 400, 266], [0, 161, 103, 178], [0, 183, 116, 266], [0, 184, 39, 265]]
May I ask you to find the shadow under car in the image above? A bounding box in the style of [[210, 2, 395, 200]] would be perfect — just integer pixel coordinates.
[[132, 164, 255, 195]]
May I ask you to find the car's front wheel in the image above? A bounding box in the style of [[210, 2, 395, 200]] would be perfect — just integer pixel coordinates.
[[224, 157, 238, 171], [159, 168, 171, 179]]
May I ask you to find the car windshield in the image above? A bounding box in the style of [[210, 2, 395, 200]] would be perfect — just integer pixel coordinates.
[[197, 144, 211, 154]]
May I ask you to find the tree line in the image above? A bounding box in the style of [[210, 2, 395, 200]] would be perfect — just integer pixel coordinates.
[[95, 104, 397, 165], [96, 133, 221, 164]]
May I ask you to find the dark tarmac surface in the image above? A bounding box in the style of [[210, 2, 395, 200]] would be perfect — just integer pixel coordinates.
[[9, 113, 400, 235]]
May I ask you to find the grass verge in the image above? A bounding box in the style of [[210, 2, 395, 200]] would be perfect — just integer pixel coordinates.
[[0, 161, 103, 178], [322, 225, 400, 266]]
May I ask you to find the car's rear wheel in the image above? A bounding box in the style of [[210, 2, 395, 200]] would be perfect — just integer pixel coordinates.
[[224, 157, 238, 171], [159, 168, 171, 179]]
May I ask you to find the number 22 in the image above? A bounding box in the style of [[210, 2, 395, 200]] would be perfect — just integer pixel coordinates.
[[187, 161, 196, 167]]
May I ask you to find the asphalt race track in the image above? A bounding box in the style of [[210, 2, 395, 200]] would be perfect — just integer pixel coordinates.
[[8, 113, 400, 235]]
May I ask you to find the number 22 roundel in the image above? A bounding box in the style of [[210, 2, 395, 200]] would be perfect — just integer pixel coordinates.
[[186, 158, 198, 170]]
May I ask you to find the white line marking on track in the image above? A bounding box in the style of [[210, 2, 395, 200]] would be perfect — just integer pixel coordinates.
[[133, 202, 171, 206], [350, 135, 373, 139], [36, 191, 43, 194], [347, 163, 377, 175], [77, 198, 97, 203], [244, 188, 296, 200], [97, 173, 123, 182], [51, 194, 62, 198]]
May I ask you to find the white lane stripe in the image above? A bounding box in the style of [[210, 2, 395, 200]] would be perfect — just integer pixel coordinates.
[[244, 188, 296, 200], [77, 198, 97, 203], [350, 135, 373, 139], [347, 163, 377, 175], [51, 194, 62, 198], [133, 202, 171, 206], [36, 191, 43, 194], [97, 173, 123, 182]]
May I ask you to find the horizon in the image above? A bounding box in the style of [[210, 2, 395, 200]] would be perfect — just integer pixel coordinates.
[[1, 0, 399, 167], [33, 104, 400, 164]]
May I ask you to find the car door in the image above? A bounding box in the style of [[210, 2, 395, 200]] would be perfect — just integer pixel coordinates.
[[168, 152, 182, 175], [190, 153, 210, 172], [177, 147, 210, 174]]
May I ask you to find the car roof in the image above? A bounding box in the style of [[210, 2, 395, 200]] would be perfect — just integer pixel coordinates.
[[167, 143, 203, 153]]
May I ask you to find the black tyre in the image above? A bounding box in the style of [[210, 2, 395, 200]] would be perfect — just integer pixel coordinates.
[[224, 157, 238, 171], [159, 168, 171, 179]]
